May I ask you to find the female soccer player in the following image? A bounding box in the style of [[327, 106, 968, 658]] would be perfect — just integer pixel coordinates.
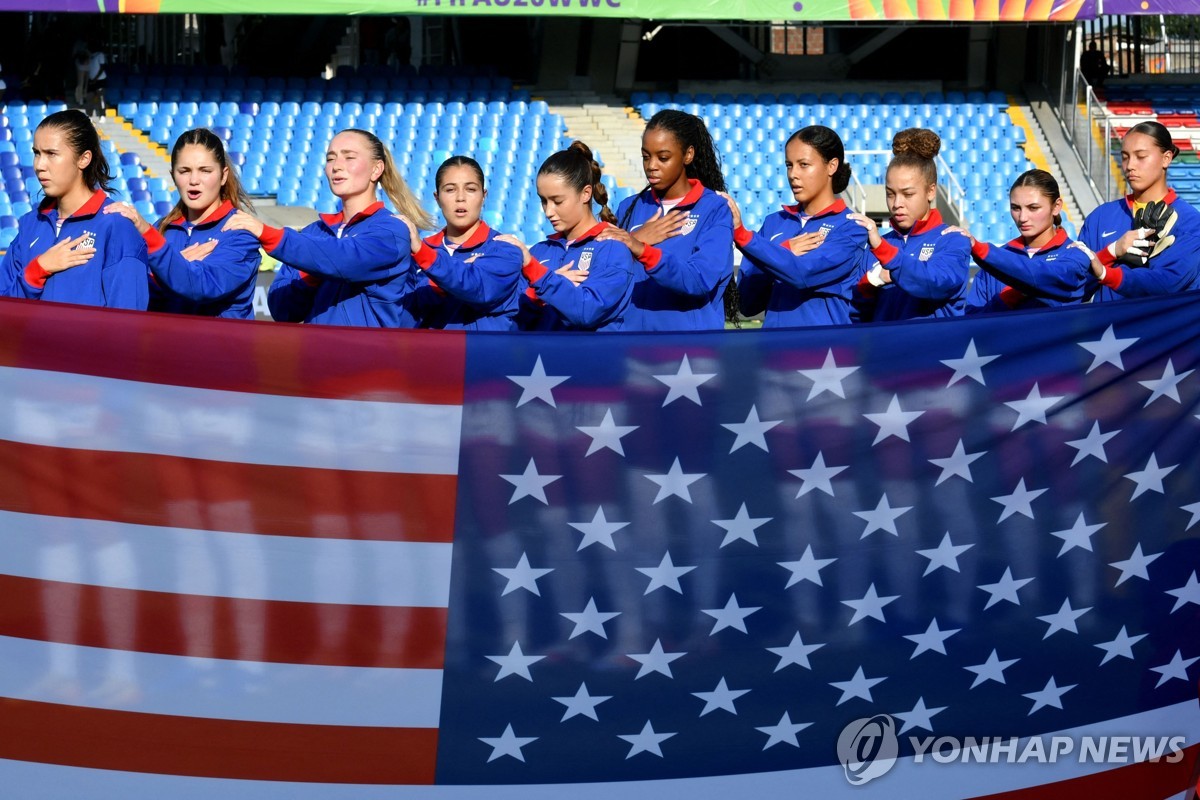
[[105, 128, 261, 319], [224, 128, 434, 326], [848, 128, 971, 321], [596, 109, 733, 330], [958, 169, 1093, 313], [1, 109, 147, 308], [721, 125, 868, 327], [1080, 121, 1200, 299], [497, 141, 636, 331], [399, 155, 523, 330]]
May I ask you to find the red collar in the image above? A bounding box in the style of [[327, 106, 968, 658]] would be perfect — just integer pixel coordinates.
[[653, 178, 705, 208], [320, 200, 385, 228], [783, 198, 847, 219], [425, 220, 492, 250], [1125, 188, 1178, 208], [892, 209, 943, 237], [548, 220, 608, 244], [1005, 227, 1069, 252], [168, 199, 234, 229], [39, 188, 107, 219]]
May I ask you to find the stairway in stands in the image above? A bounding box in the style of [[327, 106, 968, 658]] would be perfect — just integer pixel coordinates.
[[539, 90, 647, 193]]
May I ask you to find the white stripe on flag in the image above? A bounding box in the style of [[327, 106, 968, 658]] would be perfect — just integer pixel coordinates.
[[0, 365, 462, 474], [0, 510, 452, 607], [0, 635, 442, 728]]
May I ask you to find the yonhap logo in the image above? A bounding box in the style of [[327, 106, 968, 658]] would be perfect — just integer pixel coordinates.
[[837, 715, 898, 785]]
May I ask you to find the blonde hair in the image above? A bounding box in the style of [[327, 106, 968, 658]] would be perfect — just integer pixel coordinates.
[[158, 127, 254, 232], [343, 128, 436, 230]]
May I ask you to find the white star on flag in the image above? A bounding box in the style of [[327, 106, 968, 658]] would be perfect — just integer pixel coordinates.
[[721, 405, 781, 452], [701, 593, 762, 634], [894, 697, 947, 734], [915, 532, 974, 576], [500, 459, 561, 504], [645, 458, 706, 503], [1149, 650, 1199, 688], [486, 641, 545, 682], [1049, 512, 1106, 556], [1123, 454, 1177, 499], [941, 338, 998, 386], [767, 632, 826, 671], [552, 683, 612, 722], [654, 355, 716, 406], [830, 666, 886, 705], [567, 506, 630, 551], [691, 678, 750, 716], [1024, 677, 1076, 714], [711, 503, 771, 547], [627, 639, 686, 679], [507, 355, 569, 407], [1037, 598, 1092, 638], [560, 597, 620, 639], [576, 409, 638, 456], [1095, 626, 1147, 666], [1166, 572, 1200, 613], [756, 712, 812, 749], [797, 349, 859, 400], [1109, 543, 1162, 586], [929, 439, 984, 485], [1184, 500, 1200, 530], [1078, 325, 1138, 373], [990, 478, 1047, 522], [635, 552, 696, 594], [841, 583, 900, 625], [977, 567, 1034, 609], [1139, 359, 1193, 406], [903, 618, 961, 658], [479, 724, 538, 762], [493, 553, 553, 596], [778, 545, 837, 587], [788, 452, 848, 497], [618, 722, 676, 758], [1004, 383, 1064, 430], [863, 394, 925, 444], [853, 493, 913, 538], [1065, 421, 1120, 466], [965, 649, 1019, 688]]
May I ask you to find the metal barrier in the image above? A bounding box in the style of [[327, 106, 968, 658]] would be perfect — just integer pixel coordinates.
[[1053, 61, 1121, 204]]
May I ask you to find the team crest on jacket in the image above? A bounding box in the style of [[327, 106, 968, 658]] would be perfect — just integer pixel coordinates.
[[680, 214, 698, 236], [919, 243, 935, 261], [74, 231, 96, 250], [578, 250, 594, 271]]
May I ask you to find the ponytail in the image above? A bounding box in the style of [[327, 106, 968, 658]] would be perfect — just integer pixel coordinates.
[[158, 127, 254, 232], [539, 140, 615, 224], [344, 128, 436, 230]]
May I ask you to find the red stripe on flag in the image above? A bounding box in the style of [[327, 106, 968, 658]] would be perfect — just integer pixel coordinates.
[[0, 439, 457, 542], [970, 742, 1200, 800], [0, 697, 438, 783], [0, 574, 447, 669], [0, 298, 466, 405]]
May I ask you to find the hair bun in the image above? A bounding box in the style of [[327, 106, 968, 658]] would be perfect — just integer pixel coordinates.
[[892, 128, 941, 160], [568, 140, 595, 162]]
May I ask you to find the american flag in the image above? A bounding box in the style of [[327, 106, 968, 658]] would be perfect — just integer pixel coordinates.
[[0, 293, 1196, 798]]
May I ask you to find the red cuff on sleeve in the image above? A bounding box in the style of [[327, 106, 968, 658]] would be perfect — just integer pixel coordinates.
[[1099, 265, 1125, 289], [522, 256, 549, 285], [871, 240, 900, 265], [298, 271, 321, 287], [23, 257, 51, 290], [1097, 246, 1117, 269], [638, 244, 663, 270], [259, 226, 285, 252], [143, 226, 168, 254], [426, 277, 446, 296], [855, 273, 878, 299], [971, 240, 990, 260], [414, 242, 438, 270], [733, 226, 753, 248], [523, 286, 546, 306], [998, 285, 1025, 309]]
